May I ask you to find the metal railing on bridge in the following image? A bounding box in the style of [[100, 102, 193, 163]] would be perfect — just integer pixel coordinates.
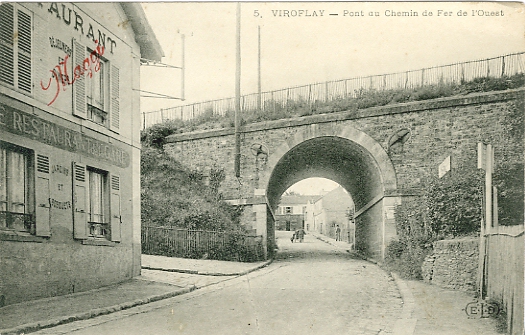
[[142, 52, 525, 129]]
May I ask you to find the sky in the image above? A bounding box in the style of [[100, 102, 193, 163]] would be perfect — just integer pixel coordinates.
[[285, 178, 340, 195], [140, 2, 524, 195], [140, 1, 524, 113]]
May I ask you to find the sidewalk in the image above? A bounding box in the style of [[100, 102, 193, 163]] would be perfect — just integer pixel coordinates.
[[142, 254, 271, 276], [0, 256, 271, 335], [310, 231, 502, 335], [310, 231, 354, 253]]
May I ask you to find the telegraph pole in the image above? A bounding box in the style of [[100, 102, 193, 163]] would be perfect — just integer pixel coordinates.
[[234, 2, 241, 177], [181, 33, 185, 101], [257, 25, 262, 110]]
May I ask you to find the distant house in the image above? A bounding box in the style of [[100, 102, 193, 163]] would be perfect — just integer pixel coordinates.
[[275, 195, 319, 231], [305, 186, 355, 244]]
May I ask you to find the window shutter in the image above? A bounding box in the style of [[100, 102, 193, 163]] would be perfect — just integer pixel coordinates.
[[0, 3, 14, 86], [109, 65, 120, 133], [72, 39, 87, 118], [72, 162, 88, 239], [16, 9, 31, 93], [35, 154, 50, 237], [109, 172, 121, 242]]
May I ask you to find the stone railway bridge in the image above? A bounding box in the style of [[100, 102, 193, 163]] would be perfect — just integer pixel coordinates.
[[163, 89, 524, 261]]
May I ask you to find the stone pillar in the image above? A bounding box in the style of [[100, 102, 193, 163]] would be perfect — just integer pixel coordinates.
[[253, 188, 268, 259], [225, 188, 270, 259], [382, 196, 401, 260], [253, 203, 268, 259]]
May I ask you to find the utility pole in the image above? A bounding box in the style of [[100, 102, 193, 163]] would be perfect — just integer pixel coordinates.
[[477, 142, 494, 300], [234, 2, 241, 177], [181, 34, 185, 101], [257, 25, 262, 111]]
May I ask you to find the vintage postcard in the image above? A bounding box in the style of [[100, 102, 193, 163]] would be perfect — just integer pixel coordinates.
[[0, 2, 523, 334]]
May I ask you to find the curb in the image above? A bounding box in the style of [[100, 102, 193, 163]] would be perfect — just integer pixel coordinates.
[[142, 266, 199, 275], [142, 258, 274, 277], [311, 233, 353, 253], [390, 273, 417, 335], [0, 286, 196, 335], [0, 259, 273, 335]]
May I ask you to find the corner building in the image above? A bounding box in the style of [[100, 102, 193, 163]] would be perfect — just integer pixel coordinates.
[[0, 3, 163, 306]]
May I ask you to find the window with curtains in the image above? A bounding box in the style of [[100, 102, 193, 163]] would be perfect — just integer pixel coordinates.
[[85, 51, 108, 126], [72, 40, 120, 134], [87, 168, 108, 238], [0, 144, 33, 232], [72, 162, 121, 243]]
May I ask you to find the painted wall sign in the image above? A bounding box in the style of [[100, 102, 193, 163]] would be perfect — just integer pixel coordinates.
[[49, 36, 72, 56], [41, 41, 105, 106], [41, 2, 118, 54], [51, 164, 70, 176], [50, 159, 72, 211], [0, 104, 130, 168], [50, 199, 72, 210]]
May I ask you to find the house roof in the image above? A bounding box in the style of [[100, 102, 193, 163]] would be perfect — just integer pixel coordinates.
[[313, 186, 353, 205], [279, 195, 322, 206], [120, 3, 164, 61]]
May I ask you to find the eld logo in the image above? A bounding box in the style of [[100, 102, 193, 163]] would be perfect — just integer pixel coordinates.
[[464, 300, 500, 318]]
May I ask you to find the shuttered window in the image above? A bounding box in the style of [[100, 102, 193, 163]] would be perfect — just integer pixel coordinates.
[[0, 4, 14, 87], [72, 162, 88, 239], [109, 65, 120, 133], [109, 173, 121, 241], [72, 163, 120, 242], [72, 41, 119, 133], [35, 154, 51, 237], [72, 39, 87, 118], [0, 3, 31, 94]]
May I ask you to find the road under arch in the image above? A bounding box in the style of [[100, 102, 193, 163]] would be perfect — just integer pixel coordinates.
[[264, 133, 400, 260]]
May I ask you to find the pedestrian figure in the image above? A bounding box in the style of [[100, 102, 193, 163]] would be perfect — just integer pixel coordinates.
[[335, 225, 341, 241], [296, 228, 306, 243], [290, 232, 296, 243]]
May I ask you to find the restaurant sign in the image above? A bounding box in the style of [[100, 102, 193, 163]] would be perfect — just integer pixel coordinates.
[[0, 104, 129, 168]]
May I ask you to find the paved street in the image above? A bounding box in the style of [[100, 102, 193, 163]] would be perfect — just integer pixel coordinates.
[[35, 231, 402, 335]]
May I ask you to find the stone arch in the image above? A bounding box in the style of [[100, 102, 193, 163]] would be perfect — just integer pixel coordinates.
[[261, 125, 397, 209], [260, 125, 399, 260]]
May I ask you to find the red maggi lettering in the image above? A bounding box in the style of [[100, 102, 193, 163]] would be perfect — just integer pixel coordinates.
[[40, 40, 105, 106]]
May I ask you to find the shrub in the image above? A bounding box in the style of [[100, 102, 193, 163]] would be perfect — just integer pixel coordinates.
[[411, 84, 456, 101], [494, 98, 524, 226], [140, 119, 184, 149], [426, 168, 484, 238], [385, 240, 431, 280], [141, 146, 241, 231], [386, 160, 519, 279], [494, 163, 524, 226], [384, 199, 434, 279], [204, 232, 264, 262], [459, 74, 525, 94]]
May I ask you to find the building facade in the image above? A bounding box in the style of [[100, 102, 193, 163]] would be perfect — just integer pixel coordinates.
[[305, 186, 355, 243], [0, 2, 162, 306], [274, 195, 319, 231]]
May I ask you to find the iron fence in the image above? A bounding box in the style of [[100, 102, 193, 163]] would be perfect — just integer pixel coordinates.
[[142, 52, 525, 129], [141, 226, 265, 262]]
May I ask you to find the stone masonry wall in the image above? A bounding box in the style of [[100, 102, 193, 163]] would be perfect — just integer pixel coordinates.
[[422, 238, 479, 292], [165, 89, 524, 202], [163, 89, 523, 263]]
